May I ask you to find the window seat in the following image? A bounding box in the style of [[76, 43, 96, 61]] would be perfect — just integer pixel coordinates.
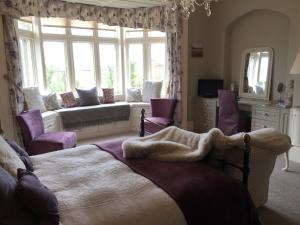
[[42, 102, 151, 140]]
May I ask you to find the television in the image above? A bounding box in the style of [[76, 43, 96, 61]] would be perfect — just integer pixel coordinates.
[[198, 79, 224, 98]]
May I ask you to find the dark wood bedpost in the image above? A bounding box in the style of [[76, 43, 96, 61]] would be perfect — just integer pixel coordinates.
[[242, 134, 251, 188], [140, 108, 145, 137]]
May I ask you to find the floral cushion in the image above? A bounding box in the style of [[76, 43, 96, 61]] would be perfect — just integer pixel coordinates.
[[60, 92, 77, 108], [43, 93, 60, 111], [126, 88, 142, 102], [102, 88, 115, 103]]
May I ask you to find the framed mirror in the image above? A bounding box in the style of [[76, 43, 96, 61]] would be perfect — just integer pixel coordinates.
[[239, 47, 273, 100]]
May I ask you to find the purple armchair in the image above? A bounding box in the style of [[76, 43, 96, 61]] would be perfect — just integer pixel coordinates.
[[144, 98, 177, 134], [218, 90, 251, 136], [17, 109, 77, 155]]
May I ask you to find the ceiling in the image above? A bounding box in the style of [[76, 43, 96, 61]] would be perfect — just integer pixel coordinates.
[[63, 0, 165, 8]]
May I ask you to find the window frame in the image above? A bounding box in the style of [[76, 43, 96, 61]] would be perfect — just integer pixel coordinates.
[[16, 17, 167, 100]]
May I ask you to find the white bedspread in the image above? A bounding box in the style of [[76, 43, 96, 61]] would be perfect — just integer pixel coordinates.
[[31, 145, 187, 225], [123, 126, 291, 162]]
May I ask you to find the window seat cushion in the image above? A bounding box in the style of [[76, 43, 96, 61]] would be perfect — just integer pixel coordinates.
[[55, 102, 131, 130]]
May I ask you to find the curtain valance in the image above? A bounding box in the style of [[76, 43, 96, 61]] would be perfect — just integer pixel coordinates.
[[0, 0, 179, 32]]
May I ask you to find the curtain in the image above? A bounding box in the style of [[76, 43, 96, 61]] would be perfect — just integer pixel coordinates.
[[2, 15, 24, 142], [0, 0, 184, 126]]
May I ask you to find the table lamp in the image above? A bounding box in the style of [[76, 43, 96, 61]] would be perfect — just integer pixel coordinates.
[[287, 52, 300, 107]]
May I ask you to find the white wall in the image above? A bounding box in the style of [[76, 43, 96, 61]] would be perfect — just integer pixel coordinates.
[[226, 10, 290, 99], [206, 0, 300, 104], [0, 16, 16, 139]]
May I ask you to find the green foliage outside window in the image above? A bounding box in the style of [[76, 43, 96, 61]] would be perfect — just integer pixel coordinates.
[[130, 62, 142, 88], [46, 66, 67, 93]]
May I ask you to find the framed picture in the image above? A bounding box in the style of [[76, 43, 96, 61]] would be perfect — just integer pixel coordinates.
[[191, 42, 204, 57]]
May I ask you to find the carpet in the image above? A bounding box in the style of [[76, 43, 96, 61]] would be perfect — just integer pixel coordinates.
[[258, 155, 300, 225]]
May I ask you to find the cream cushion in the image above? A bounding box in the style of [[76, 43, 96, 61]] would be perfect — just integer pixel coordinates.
[[142, 80, 163, 102], [0, 136, 26, 177], [23, 87, 46, 112]]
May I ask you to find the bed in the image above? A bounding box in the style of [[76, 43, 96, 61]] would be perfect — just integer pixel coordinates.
[[31, 139, 260, 225], [28, 110, 291, 225]]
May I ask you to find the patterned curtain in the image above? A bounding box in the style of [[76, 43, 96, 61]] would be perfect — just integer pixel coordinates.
[[0, 0, 184, 126], [167, 15, 183, 125], [2, 15, 24, 142]]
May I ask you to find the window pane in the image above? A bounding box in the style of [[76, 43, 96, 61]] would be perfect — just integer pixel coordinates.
[[148, 31, 166, 37], [43, 41, 68, 93], [126, 31, 143, 38], [17, 20, 33, 31], [42, 26, 65, 34], [19, 38, 35, 87], [71, 28, 93, 36], [99, 44, 121, 94], [73, 42, 95, 89], [128, 44, 143, 88], [150, 43, 166, 81], [98, 24, 118, 38]]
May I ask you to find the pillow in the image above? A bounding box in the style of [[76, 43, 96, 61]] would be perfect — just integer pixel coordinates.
[[0, 136, 26, 177], [126, 88, 142, 102], [0, 166, 38, 225], [76, 87, 100, 106], [60, 92, 77, 108], [43, 93, 60, 111], [6, 139, 34, 172], [16, 169, 60, 225], [102, 88, 115, 103], [23, 87, 46, 112], [142, 81, 163, 102]]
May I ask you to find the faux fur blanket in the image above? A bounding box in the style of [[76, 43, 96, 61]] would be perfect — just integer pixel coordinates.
[[122, 126, 291, 162]]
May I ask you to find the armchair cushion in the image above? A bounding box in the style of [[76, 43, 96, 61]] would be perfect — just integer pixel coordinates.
[[27, 132, 76, 155], [17, 110, 44, 144]]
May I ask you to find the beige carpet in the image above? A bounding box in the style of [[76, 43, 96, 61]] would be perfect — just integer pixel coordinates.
[[258, 155, 300, 225]]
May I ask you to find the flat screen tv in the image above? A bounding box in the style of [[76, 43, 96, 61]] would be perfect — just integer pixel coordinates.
[[198, 79, 224, 98]]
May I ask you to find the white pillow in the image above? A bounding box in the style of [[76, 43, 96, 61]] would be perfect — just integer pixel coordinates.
[[0, 136, 26, 177], [142, 81, 163, 102], [126, 88, 142, 102], [23, 87, 46, 112]]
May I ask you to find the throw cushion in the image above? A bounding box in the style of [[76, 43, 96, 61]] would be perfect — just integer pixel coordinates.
[[6, 140, 34, 172], [102, 88, 115, 103], [23, 87, 46, 112], [0, 136, 26, 177], [16, 169, 60, 225], [126, 88, 142, 102], [60, 92, 77, 108], [43, 93, 60, 111], [142, 81, 163, 102], [0, 166, 38, 225], [76, 87, 100, 106]]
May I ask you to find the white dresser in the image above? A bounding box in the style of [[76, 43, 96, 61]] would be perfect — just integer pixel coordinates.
[[194, 97, 290, 136], [251, 105, 290, 135], [194, 98, 218, 133]]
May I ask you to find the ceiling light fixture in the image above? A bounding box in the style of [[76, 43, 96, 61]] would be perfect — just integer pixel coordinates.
[[164, 0, 220, 18]]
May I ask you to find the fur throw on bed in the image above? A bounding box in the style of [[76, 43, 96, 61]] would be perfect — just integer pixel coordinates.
[[122, 126, 291, 162]]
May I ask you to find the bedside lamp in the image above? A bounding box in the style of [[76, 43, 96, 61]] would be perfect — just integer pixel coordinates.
[[286, 52, 300, 107]]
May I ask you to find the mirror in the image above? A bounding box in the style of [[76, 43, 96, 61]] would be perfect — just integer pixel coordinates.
[[239, 47, 273, 100]]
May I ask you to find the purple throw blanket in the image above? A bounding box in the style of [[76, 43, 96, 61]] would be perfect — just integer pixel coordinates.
[[95, 140, 261, 225]]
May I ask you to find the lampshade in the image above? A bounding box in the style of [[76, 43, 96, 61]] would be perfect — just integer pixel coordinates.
[[290, 51, 300, 74]]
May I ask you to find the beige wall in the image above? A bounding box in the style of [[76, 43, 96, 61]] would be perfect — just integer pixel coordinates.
[[0, 16, 16, 139], [226, 10, 290, 99], [206, 0, 300, 104], [187, 11, 210, 121]]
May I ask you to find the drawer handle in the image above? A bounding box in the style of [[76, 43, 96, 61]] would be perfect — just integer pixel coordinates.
[[264, 113, 269, 116]]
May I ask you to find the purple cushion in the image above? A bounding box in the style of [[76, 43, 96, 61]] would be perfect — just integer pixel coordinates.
[[17, 109, 44, 144], [146, 117, 173, 127], [76, 87, 100, 106], [150, 98, 177, 118], [0, 167, 38, 225], [6, 139, 34, 172], [16, 169, 60, 225]]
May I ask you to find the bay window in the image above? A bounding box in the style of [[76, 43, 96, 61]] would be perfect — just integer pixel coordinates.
[[16, 16, 167, 99]]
